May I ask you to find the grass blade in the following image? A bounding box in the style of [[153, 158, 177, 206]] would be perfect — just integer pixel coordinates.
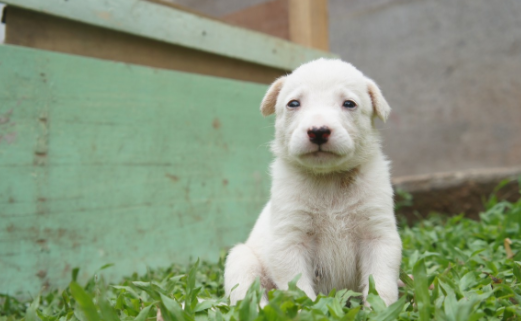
[[69, 282, 100, 321], [413, 259, 432, 321]]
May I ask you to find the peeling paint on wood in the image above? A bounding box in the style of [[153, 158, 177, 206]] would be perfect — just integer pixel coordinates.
[[0, 45, 273, 295]]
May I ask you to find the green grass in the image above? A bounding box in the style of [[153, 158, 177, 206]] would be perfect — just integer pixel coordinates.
[[2, 186, 521, 321]]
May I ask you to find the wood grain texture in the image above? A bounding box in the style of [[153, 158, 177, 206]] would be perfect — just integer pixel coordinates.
[[5, 7, 287, 84], [1, 0, 336, 70], [222, 0, 330, 51], [0, 45, 273, 295], [289, 0, 329, 51], [222, 0, 290, 41]]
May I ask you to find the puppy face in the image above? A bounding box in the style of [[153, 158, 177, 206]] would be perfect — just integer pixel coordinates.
[[261, 59, 390, 173]]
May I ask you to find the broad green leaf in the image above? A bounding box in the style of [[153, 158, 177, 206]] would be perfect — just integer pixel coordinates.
[[368, 275, 378, 296], [72, 268, 80, 283], [326, 297, 345, 318], [443, 292, 457, 321], [97, 264, 115, 271], [61, 291, 71, 310], [341, 306, 360, 321], [469, 248, 486, 258], [287, 274, 302, 292], [98, 298, 119, 321], [312, 296, 334, 315], [114, 293, 126, 310], [238, 290, 258, 321], [413, 259, 432, 321], [133, 304, 153, 321], [458, 272, 477, 292], [159, 293, 187, 321], [69, 282, 100, 321], [187, 260, 199, 291], [513, 261, 521, 281], [336, 289, 360, 309], [169, 275, 186, 283], [366, 294, 386, 313], [408, 250, 420, 269], [112, 285, 140, 298], [132, 282, 163, 300], [194, 299, 218, 313], [399, 271, 414, 288], [374, 296, 406, 321], [25, 296, 41, 321], [185, 259, 200, 313]]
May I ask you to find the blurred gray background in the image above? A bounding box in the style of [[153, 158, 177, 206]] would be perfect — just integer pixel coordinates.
[[167, 0, 521, 177]]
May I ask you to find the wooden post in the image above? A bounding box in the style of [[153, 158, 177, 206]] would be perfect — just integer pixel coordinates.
[[222, 0, 330, 52], [288, 0, 329, 51]]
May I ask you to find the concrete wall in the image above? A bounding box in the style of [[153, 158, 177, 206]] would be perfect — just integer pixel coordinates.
[[169, 0, 521, 177], [329, 0, 521, 177]]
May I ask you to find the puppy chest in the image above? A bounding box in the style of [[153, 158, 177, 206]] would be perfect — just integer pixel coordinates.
[[307, 202, 362, 239], [308, 212, 360, 293]]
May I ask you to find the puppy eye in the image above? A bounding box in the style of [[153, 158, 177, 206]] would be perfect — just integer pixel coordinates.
[[343, 100, 357, 109], [287, 100, 300, 108]]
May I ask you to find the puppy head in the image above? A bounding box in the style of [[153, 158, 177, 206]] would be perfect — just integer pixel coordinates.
[[260, 59, 390, 173]]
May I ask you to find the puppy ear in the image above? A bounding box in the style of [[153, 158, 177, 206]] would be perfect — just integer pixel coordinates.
[[260, 76, 286, 117], [366, 79, 391, 122]]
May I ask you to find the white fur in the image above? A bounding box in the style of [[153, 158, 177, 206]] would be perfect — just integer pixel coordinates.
[[224, 59, 402, 307]]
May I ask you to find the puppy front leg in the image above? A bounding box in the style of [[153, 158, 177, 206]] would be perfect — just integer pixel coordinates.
[[268, 234, 316, 301], [359, 233, 402, 306]]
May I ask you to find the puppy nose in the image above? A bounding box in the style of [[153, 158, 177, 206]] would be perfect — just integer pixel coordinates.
[[307, 126, 331, 145]]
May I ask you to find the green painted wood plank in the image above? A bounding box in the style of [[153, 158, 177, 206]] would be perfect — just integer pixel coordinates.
[[0, 44, 273, 295], [3, 0, 337, 71]]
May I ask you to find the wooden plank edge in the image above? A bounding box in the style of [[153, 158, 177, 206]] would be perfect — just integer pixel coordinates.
[[3, 7, 288, 84], [1, 0, 338, 71]]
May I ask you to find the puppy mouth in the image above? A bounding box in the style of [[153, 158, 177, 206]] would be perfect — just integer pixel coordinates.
[[302, 147, 341, 158]]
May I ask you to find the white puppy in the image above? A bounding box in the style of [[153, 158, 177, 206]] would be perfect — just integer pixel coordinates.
[[224, 59, 402, 307]]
